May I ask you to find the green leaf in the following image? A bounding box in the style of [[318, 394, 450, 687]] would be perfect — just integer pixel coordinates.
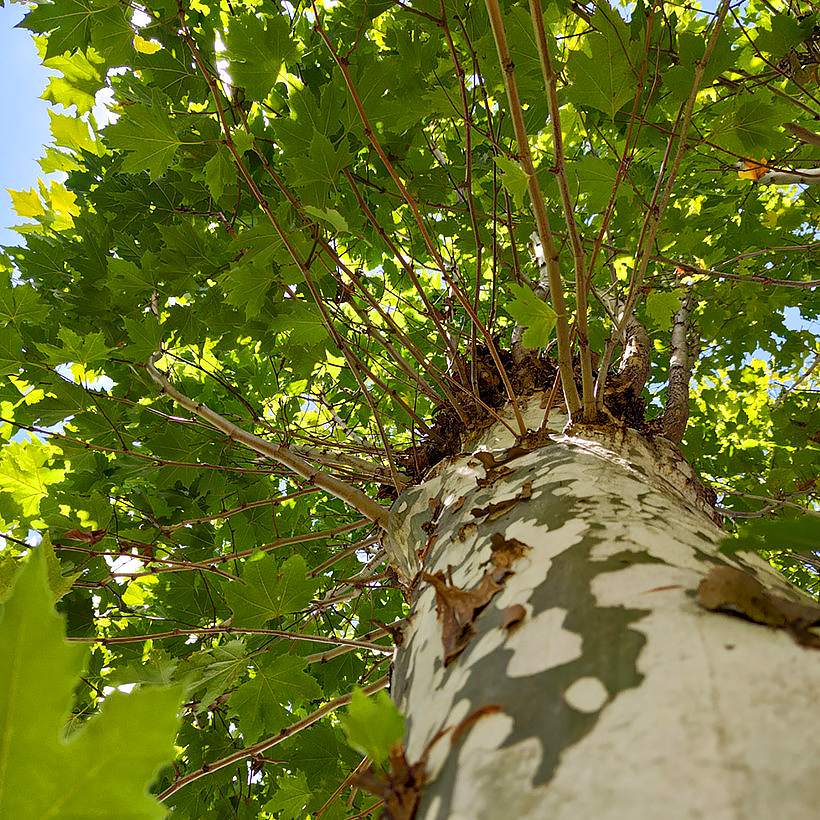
[[291, 131, 353, 187], [0, 439, 65, 518], [21, 0, 118, 59], [340, 687, 404, 770], [223, 554, 317, 627], [505, 283, 557, 348], [230, 653, 321, 741], [188, 640, 249, 714], [42, 49, 104, 114], [106, 96, 182, 179], [0, 279, 48, 328], [37, 326, 112, 368], [730, 96, 792, 152], [262, 770, 312, 819], [269, 302, 331, 348], [225, 14, 300, 100], [645, 291, 683, 329], [303, 205, 349, 235], [50, 110, 97, 155], [493, 155, 529, 209], [573, 156, 619, 213], [218, 262, 278, 320], [721, 512, 818, 556], [42, 532, 82, 601], [0, 325, 23, 376], [121, 316, 164, 362], [566, 32, 636, 120], [202, 145, 236, 202], [0, 549, 182, 819], [755, 12, 817, 59]]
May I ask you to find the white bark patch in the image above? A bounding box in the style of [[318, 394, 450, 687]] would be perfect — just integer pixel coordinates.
[[564, 677, 609, 713], [504, 607, 582, 677], [389, 399, 820, 819]]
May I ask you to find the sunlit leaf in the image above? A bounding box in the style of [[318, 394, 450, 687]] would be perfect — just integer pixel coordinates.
[[0, 550, 182, 819]]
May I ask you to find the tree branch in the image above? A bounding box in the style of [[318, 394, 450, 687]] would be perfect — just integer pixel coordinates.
[[594, 0, 731, 412], [528, 0, 595, 419], [147, 355, 389, 528], [596, 291, 651, 402], [484, 0, 581, 417], [156, 675, 390, 803], [661, 293, 696, 444]]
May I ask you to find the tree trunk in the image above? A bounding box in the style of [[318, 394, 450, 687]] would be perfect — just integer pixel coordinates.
[[390, 396, 820, 820]]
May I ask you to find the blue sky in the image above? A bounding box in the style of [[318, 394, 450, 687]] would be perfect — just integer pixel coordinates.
[[0, 3, 52, 247]]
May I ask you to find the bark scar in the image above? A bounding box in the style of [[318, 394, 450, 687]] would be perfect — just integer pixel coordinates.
[[698, 566, 820, 649]]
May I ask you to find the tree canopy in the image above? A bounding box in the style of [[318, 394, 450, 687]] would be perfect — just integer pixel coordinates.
[[0, 0, 818, 816]]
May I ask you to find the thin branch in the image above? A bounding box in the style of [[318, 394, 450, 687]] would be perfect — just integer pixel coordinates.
[[157, 675, 390, 803], [594, 0, 731, 413], [772, 352, 820, 411], [484, 0, 581, 417], [596, 289, 651, 403], [146, 355, 389, 528], [209, 524, 376, 570], [529, 0, 595, 419], [66, 626, 393, 652], [716, 487, 820, 520], [313, 3, 527, 436], [304, 622, 396, 664]]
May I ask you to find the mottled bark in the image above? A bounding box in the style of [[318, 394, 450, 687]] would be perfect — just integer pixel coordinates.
[[612, 311, 651, 396], [387, 397, 820, 819], [595, 293, 651, 404], [661, 295, 695, 444]]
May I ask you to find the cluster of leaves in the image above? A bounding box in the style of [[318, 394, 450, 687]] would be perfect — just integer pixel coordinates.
[[0, 0, 818, 816]]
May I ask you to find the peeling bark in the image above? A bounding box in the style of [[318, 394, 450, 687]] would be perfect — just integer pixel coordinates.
[[597, 293, 651, 401], [386, 396, 820, 820], [611, 311, 651, 396]]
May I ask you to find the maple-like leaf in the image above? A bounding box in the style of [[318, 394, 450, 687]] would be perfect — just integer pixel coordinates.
[[566, 32, 636, 120], [505, 283, 557, 348], [225, 14, 301, 99], [644, 291, 684, 329], [0, 550, 182, 819], [493, 155, 530, 209], [223, 554, 318, 627], [37, 326, 112, 368], [340, 688, 404, 771], [21, 0, 130, 61], [229, 653, 321, 741], [106, 97, 182, 179], [0, 439, 65, 518]]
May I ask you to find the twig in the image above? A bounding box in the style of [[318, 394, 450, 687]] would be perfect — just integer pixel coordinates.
[[66, 626, 393, 652], [772, 352, 820, 411], [147, 355, 389, 528], [484, 0, 580, 417], [157, 675, 390, 802], [528, 0, 595, 419]]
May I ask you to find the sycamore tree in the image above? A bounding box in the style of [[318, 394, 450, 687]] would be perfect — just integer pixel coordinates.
[[1, 0, 820, 817]]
